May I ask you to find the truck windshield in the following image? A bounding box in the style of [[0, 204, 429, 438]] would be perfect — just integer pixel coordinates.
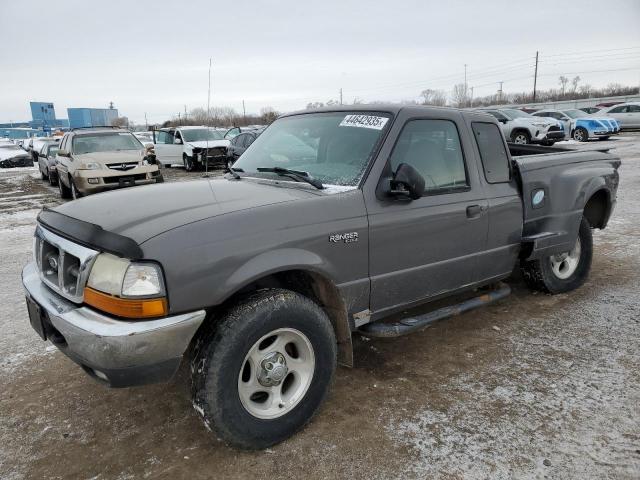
[[181, 129, 224, 142], [232, 112, 391, 186], [72, 133, 143, 154]]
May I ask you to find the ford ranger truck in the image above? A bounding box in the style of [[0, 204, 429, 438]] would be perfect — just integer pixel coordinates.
[[22, 106, 620, 449]]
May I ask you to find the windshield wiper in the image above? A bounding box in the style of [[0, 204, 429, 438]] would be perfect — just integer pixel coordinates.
[[256, 167, 324, 189], [226, 166, 243, 179]]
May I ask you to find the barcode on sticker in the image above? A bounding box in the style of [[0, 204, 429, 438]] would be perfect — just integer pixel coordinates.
[[339, 115, 388, 130]]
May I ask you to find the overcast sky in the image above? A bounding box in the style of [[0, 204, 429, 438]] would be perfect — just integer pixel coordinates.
[[1, 0, 639, 124]]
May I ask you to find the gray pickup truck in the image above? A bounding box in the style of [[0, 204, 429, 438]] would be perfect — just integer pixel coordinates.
[[22, 106, 620, 449]]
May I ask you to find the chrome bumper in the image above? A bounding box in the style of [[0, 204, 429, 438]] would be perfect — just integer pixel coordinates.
[[22, 261, 206, 387]]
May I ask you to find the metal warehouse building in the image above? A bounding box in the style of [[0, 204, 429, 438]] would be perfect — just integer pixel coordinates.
[[67, 108, 119, 128]]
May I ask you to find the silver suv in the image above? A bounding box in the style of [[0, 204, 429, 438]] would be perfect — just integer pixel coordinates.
[[56, 127, 162, 199]]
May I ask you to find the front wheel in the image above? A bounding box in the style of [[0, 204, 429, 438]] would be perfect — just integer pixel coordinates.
[[520, 216, 593, 294], [573, 127, 589, 142], [183, 154, 195, 172], [191, 289, 337, 449], [511, 131, 531, 144], [58, 175, 72, 199]]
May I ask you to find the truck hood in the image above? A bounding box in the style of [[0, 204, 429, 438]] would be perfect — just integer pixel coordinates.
[[74, 150, 145, 164], [51, 178, 320, 245], [186, 140, 230, 149]]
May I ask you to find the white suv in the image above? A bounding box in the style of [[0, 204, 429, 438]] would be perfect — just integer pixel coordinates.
[[478, 108, 565, 145], [153, 126, 230, 171]]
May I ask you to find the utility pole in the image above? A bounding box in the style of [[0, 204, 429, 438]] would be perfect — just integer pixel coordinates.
[[184, 105, 188, 123], [242, 99, 246, 124], [469, 86, 474, 107], [340, 88, 343, 105], [177, 112, 181, 124], [144, 112, 148, 130], [498, 81, 503, 103], [533, 51, 539, 102], [464, 64, 468, 96]]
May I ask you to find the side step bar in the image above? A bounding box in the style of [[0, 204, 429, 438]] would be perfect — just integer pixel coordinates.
[[357, 282, 511, 338]]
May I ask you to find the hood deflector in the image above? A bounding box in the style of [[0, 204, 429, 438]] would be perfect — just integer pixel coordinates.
[[37, 208, 143, 259]]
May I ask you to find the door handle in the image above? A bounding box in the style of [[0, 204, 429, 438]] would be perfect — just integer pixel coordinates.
[[466, 205, 484, 218]]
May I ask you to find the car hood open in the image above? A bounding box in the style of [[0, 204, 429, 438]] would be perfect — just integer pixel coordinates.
[[51, 178, 319, 245], [187, 140, 230, 149]]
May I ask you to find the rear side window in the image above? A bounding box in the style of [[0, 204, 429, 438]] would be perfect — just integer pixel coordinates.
[[155, 130, 174, 144], [389, 119, 468, 194], [472, 122, 510, 183]]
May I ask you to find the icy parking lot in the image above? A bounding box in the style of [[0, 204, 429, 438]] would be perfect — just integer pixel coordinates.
[[0, 137, 639, 479]]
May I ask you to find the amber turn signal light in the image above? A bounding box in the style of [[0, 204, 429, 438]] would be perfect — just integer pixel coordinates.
[[83, 287, 168, 319]]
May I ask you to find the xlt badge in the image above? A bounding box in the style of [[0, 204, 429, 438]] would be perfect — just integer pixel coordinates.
[[329, 232, 359, 244]]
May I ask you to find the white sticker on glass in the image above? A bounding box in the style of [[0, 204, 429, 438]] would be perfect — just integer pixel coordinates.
[[339, 115, 389, 130]]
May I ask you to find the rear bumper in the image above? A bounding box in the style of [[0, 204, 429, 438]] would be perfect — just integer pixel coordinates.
[[22, 262, 206, 387]]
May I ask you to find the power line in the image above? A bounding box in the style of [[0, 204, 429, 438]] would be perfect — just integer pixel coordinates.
[[542, 46, 640, 58]]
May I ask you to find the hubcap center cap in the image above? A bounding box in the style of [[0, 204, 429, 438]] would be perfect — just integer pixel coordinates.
[[258, 352, 288, 387]]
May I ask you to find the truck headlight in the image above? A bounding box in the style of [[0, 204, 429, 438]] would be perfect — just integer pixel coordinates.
[[85, 253, 167, 318]]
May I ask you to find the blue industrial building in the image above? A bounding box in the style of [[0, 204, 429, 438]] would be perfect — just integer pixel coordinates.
[[30, 102, 57, 129], [67, 108, 119, 128]]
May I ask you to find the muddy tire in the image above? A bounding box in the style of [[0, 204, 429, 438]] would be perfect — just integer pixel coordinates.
[[70, 178, 82, 199], [520, 216, 593, 294], [191, 288, 336, 449]]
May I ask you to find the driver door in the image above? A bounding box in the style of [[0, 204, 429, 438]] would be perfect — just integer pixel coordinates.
[[153, 129, 181, 165], [365, 112, 489, 316]]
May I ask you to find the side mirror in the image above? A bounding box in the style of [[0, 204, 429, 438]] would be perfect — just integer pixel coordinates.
[[390, 163, 425, 200], [174, 138, 183, 145], [57, 149, 70, 157]]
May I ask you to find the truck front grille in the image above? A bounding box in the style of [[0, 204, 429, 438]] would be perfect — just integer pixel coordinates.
[[34, 226, 99, 303]]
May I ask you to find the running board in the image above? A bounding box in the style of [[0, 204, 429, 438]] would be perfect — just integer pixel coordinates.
[[357, 283, 512, 338]]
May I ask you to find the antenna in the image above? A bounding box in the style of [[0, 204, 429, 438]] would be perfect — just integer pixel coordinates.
[[204, 57, 212, 178]]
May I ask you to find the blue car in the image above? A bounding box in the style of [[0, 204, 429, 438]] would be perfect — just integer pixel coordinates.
[[532, 108, 620, 142]]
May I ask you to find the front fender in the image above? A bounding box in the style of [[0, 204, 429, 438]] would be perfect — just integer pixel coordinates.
[[221, 248, 332, 303]]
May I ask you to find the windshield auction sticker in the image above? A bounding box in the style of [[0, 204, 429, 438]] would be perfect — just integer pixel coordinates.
[[339, 114, 389, 130]]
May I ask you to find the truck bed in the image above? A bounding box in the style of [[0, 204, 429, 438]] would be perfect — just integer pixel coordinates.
[[509, 143, 621, 260]]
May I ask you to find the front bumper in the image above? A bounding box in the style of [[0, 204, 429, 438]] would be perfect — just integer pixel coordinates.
[[22, 262, 206, 387]]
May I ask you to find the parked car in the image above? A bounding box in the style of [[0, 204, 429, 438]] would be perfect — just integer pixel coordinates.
[[37, 142, 61, 185], [31, 137, 60, 166], [531, 108, 620, 141], [579, 107, 601, 114], [224, 125, 264, 139], [597, 102, 640, 129], [0, 144, 33, 167], [23, 105, 620, 449], [595, 101, 623, 108], [226, 129, 263, 167], [153, 126, 230, 171], [476, 108, 564, 145], [55, 127, 162, 199], [133, 131, 154, 148]]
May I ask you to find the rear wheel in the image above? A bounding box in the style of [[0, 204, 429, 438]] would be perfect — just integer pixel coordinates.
[[511, 130, 531, 144], [48, 172, 58, 186], [520, 216, 593, 294], [573, 127, 588, 142], [191, 288, 336, 449]]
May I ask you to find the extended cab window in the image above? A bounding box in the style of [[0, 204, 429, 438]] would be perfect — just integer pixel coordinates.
[[472, 122, 510, 183], [389, 119, 468, 193]]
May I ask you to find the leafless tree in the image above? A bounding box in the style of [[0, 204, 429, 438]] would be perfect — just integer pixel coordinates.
[[570, 76, 581, 94], [420, 88, 447, 106], [111, 116, 129, 128], [451, 83, 468, 108], [260, 107, 280, 124], [558, 76, 569, 96]]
